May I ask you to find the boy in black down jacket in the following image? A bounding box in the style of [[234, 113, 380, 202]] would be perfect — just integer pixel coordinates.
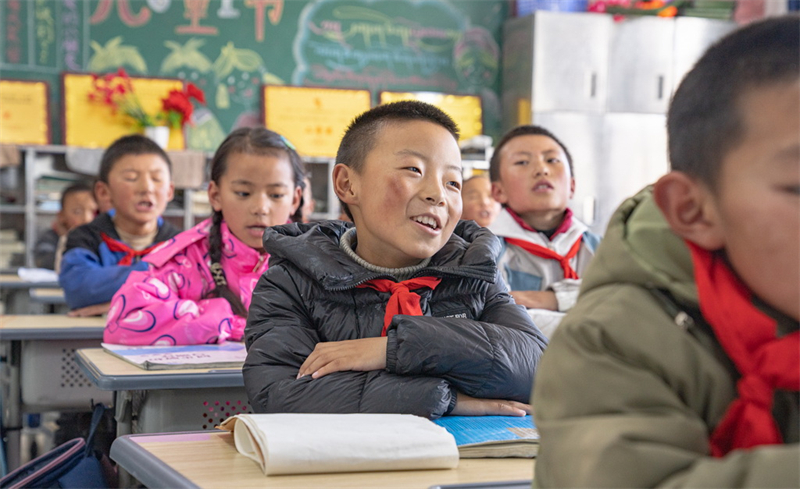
[[244, 101, 548, 418]]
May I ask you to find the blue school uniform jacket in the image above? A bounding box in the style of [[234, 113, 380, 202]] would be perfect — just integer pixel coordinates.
[[59, 212, 179, 309], [244, 220, 548, 419]]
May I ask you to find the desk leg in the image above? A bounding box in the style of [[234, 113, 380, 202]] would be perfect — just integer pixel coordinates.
[[114, 390, 134, 488], [1, 340, 22, 470]]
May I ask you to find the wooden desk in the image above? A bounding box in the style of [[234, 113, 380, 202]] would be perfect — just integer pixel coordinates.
[[0, 315, 106, 470], [111, 431, 535, 489], [76, 348, 245, 437], [0, 274, 61, 314]]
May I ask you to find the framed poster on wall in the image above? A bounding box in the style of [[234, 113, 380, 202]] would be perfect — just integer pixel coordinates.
[[379, 91, 483, 141], [63, 73, 185, 150], [0, 80, 50, 145], [262, 85, 371, 158]]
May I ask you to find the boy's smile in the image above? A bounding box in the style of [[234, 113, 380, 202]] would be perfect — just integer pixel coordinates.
[[340, 120, 463, 269], [492, 134, 575, 230]]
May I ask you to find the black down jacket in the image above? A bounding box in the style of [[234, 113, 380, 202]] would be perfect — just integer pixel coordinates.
[[243, 220, 547, 418]]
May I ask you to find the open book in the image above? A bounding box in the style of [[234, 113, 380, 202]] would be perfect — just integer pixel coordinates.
[[433, 415, 539, 458], [101, 342, 246, 370], [218, 413, 459, 475]]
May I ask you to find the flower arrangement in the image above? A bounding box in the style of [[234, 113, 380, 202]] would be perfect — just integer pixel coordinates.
[[88, 68, 205, 130]]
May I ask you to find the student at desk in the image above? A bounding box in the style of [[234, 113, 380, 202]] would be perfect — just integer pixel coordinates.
[[245, 101, 547, 418], [106, 128, 305, 345], [488, 125, 600, 313], [59, 135, 179, 316]]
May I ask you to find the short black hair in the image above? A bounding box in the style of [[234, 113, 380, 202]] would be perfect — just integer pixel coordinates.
[[60, 182, 94, 209], [668, 16, 799, 189], [336, 101, 460, 220], [97, 134, 172, 183], [489, 125, 573, 182]]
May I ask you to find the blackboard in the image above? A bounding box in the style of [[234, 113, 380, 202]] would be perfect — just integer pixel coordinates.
[[0, 0, 507, 151]]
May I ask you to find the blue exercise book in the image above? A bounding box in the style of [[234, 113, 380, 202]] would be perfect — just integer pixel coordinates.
[[432, 415, 539, 458], [101, 342, 246, 370]]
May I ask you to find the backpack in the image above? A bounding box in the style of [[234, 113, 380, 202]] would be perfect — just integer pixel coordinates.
[[0, 403, 112, 489]]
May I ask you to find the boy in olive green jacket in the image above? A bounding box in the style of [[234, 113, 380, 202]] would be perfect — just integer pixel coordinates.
[[533, 17, 799, 488]]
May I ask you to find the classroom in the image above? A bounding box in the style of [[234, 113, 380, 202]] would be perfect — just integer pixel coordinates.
[[0, 1, 797, 488]]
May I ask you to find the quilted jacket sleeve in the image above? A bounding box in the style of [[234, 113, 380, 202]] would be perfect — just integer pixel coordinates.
[[243, 263, 455, 418], [386, 270, 547, 403]]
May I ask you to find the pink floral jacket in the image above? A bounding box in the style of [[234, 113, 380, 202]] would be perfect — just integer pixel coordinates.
[[104, 219, 269, 345]]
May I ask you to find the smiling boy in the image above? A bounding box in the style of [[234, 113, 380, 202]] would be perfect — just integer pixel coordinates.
[[59, 135, 179, 315], [489, 126, 600, 312], [244, 101, 547, 418]]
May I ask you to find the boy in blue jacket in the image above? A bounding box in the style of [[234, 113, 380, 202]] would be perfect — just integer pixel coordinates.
[[60, 135, 179, 316], [244, 101, 547, 418]]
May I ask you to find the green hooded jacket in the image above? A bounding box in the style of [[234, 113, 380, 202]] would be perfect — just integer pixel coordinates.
[[533, 187, 799, 488]]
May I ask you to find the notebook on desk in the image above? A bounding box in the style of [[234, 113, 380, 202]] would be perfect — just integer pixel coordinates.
[[101, 342, 246, 370], [433, 415, 539, 458]]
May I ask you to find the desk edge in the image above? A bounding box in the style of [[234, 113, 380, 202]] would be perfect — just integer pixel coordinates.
[[111, 435, 200, 489]]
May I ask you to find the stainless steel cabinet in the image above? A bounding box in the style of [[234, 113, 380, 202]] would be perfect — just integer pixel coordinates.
[[502, 12, 733, 235]]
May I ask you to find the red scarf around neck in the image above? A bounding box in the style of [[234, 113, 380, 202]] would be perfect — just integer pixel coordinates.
[[357, 277, 442, 336], [686, 241, 799, 456], [101, 233, 160, 266], [504, 236, 582, 280]]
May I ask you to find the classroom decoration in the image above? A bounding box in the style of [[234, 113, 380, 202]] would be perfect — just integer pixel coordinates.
[[262, 85, 371, 158], [0, 80, 50, 145], [379, 91, 483, 141], [63, 73, 185, 149]]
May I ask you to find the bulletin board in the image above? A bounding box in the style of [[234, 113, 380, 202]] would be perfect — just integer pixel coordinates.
[[0, 80, 50, 145], [379, 91, 483, 141], [262, 85, 371, 158], [62, 74, 185, 150]]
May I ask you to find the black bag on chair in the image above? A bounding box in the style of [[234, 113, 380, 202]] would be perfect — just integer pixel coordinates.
[[0, 404, 112, 489]]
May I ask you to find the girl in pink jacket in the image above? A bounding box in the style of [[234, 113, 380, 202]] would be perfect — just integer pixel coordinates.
[[105, 128, 305, 345]]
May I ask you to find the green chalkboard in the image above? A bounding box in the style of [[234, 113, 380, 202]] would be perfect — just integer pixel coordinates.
[[0, 0, 507, 151]]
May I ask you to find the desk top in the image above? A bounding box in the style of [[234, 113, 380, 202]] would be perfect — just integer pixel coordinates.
[[111, 431, 534, 489], [29, 288, 66, 304], [0, 314, 105, 340], [76, 348, 244, 391], [0, 274, 59, 289]]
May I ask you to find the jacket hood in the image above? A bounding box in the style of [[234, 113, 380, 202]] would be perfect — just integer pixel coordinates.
[[581, 187, 697, 307], [262, 220, 502, 290]]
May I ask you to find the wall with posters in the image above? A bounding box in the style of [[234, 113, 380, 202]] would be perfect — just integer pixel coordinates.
[[0, 0, 507, 151]]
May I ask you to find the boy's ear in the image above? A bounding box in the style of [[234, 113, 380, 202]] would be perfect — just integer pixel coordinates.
[[166, 182, 175, 203], [569, 177, 576, 199], [332, 163, 359, 207], [491, 181, 509, 205], [207, 180, 222, 212], [94, 181, 111, 208], [652, 172, 725, 251]]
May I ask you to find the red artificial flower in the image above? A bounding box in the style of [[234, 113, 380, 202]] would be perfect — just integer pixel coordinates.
[[186, 83, 205, 104]]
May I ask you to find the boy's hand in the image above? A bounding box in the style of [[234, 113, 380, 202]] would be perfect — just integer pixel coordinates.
[[510, 290, 558, 311], [451, 392, 531, 417], [67, 302, 110, 317], [297, 337, 388, 380]]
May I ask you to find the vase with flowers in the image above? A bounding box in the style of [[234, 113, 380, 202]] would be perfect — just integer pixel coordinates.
[[87, 68, 205, 149]]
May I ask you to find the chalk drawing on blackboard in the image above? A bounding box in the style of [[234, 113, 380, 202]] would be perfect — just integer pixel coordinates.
[[161, 39, 213, 75], [186, 107, 226, 153], [453, 27, 499, 89], [212, 42, 283, 110], [89, 37, 147, 73]]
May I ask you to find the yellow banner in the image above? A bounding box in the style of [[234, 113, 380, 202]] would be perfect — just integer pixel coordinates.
[[263, 86, 371, 158], [63, 74, 185, 150], [0, 80, 50, 145], [379, 91, 483, 141]]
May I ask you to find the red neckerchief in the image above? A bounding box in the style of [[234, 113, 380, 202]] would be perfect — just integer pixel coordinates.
[[686, 241, 799, 456], [101, 233, 160, 266], [506, 207, 573, 238], [504, 236, 582, 280], [357, 277, 442, 336]]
